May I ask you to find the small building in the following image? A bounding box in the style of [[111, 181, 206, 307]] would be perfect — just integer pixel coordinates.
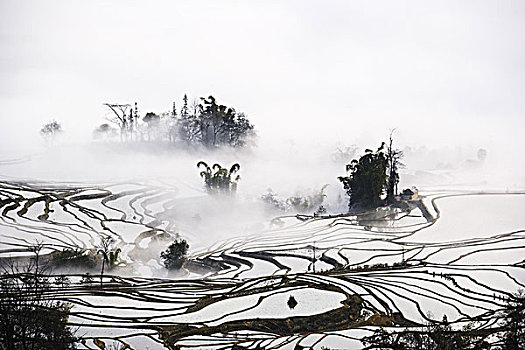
[[400, 187, 418, 201]]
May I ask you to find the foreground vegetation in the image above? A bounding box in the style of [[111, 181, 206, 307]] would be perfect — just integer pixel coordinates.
[[0, 248, 77, 350], [361, 291, 525, 349]]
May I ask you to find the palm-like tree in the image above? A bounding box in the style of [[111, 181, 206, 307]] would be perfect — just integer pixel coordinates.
[[197, 161, 240, 195], [97, 237, 122, 286], [197, 161, 213, 189]]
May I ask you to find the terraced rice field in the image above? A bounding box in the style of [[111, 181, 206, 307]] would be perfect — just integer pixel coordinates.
[[0, 179, 523, 349]]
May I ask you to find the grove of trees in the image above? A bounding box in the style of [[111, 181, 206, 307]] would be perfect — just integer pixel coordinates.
[[338, 132, 404, 211], [361, 292, 525, 350], [98, 95, 255, 149], [338, 143, 389, 210], [198, 161, 241, 196], [0, 246, 77, 350]]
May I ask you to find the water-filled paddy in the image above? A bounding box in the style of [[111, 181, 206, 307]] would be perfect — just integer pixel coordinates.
[[0, 180, 523, 349]]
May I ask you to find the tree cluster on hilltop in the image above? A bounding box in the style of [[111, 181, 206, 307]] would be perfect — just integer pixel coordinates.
[[97, 95, 255, 149], [338, 131, 404, 211]]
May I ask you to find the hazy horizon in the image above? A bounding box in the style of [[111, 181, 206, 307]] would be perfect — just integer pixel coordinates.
[[1, 0, 524, 191], [2, 2, 524, 137]]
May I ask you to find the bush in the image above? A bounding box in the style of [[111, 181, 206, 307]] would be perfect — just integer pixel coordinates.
[[198, 162, 240, 196], [50, 248, 97, 270], [160, 239, 189, 270], [338, 144, 388, 210], [40, 120, 63, 137], [498, 289, 525, 349], [0, 264, 77, 350], [260, 186, 328, 214]]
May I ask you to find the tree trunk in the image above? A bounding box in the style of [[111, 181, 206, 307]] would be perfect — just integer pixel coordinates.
[[100, 259, 105, 287]]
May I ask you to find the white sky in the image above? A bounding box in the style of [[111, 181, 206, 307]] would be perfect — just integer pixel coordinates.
[[1, 0, 524, 156]]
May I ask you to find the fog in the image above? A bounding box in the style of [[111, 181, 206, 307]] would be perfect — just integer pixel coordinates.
[[1, 0, 524, 257], [1, 0, 525, 153]]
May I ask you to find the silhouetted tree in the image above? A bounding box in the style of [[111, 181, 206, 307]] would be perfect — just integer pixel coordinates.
[[93, 123, 117, 140], [286, 185, 329, 213], [386, 130, 404, 203], [338, 143, 388, 210], [40, 120, 63, 142], [260, 189, 287, 212], [143, 112, 160, 127], [143, 112, 161, 141], [197, 161, 241, 195], [50, 248, 97, 270], [226, 111, 255, 148], [498, 290, 525, 349], [40, 120, 62, 135], [104, 103, 132, 141], [178, 94, 201, 145], [98, 95, 255, 148], [181, 94, 189, 118], [172, 101, 177, 118], [197, 96, 254, 148], [160, 239, 189, 270], [362, 316, 490, 349], [97, 237, 122, 286], [0, 245, 77, 350]]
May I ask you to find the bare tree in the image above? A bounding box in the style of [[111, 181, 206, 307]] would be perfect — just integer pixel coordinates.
[[96, 237, 121, 287], [0, 243, 77, 349], [386, 129, 405, 203], [104, 103, 132, 141]]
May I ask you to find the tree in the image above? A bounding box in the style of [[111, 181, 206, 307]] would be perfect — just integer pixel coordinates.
[[40, 120, 62, 135], [143, 112, 160, 127], [104, 103, 132, 141], [225, 111, 255, 148], [50, 247, 97, 270], [286, 185, 329, 213], [168, 102, 178, 143], [198, 96, 227, 147], [97, 237, 122, 286], [362, 316, 490, 349], [178, 95, 201, 145], [197, 161, 241, 196], [172, 101, 177, 118], [338, 143, 388, 210], [0, 245, 77, 350], [160, 239, 189, 270], [40, 120, 63, 142], [93, 123, 117, 140], [498, 290, 525, 349], [386, 130, 404, 203], [196, 96, 255, 148], [143, 112, 161, 141], [99, 95, 255, 148], [181, 94, 189, 118]]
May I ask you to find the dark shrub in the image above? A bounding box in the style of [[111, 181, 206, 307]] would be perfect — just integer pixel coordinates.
[[161, 240, 189, 270]]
